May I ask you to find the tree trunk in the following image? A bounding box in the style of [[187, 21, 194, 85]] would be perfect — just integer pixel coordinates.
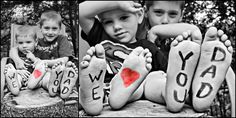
[[1, 88, 78, 117]]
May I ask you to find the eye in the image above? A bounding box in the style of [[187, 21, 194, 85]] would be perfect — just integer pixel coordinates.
[[154, 10, 164, 16], [103, 20, 112, 25], [120, 16, 129, 21], [18, 42, 23, 44], [169, 12, 178, 18], [44, 26, 50, 30], [52, 27, 58, 30], [26, 41, 32, 43]]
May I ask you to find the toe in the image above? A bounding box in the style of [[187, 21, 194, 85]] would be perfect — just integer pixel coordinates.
[[220, 34, 228, 42], [95, 44, 106, 59], [87, 47, 95, 56], [228, 46, 233, 54], [140, 48, 150, 57], [217, 30, 224, 37], [203, 27, 218, 42], [224, 40, 231, 47], [80, 61, 89, 69], [146, 63, 152, 71], [131, 47, 143, 56], [191, 30, 202, 45], [82, 55, 91, 62], [146, 57, 152, 63]]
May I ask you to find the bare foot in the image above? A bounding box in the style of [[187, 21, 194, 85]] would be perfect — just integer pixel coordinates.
[[79, 44, 106, 115], [4, 64, 20, 95], [48, 61, 65, 96], [109, 47, 152, 110], [143, 71, 167, 104], [166, 30, 202, 112], [60, 61, 78, 99], [27, 61, 47, 89], [192, 27, 233, 112]]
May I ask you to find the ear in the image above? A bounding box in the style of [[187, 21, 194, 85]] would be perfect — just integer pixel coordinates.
[[178, 11, 184, 22], [137, 8, 145, 24], [144, 6, 148, 18]]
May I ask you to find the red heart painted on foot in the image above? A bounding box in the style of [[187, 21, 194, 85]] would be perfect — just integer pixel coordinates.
[[121, 68, 140, 88], [33, 69, 42, 79]]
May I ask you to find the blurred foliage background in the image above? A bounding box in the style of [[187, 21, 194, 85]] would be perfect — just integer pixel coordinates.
[[1, 0, 79, 58]]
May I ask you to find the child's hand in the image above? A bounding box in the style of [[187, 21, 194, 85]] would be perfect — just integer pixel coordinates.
[[17, 69, 31, 80], [147, 29, 159, 43], [118, 1, 142, 13], [15, 59, 28, 70], [26, 51, 37, 62]]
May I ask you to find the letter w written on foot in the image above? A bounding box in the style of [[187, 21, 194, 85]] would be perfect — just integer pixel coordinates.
[[89, 70, 104, 83]]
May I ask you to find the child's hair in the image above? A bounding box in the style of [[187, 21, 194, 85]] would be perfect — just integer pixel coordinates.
[[145, 1, 185, 12], [15, 25, 37, 41], [39, 10, 62, 28]]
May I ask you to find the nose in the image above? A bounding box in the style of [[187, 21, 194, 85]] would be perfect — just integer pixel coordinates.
[[161, 14, 169, 24], [48, 29, 53, 34], [22, 43, 27, 48], [113, 21, 122, 32]]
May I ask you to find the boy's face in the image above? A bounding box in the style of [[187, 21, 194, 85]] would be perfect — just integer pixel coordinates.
[[41, 19, 61, 42], [99, 9, 143, 44], [146, 1, 183, 27], [17, 36, 35, 54]]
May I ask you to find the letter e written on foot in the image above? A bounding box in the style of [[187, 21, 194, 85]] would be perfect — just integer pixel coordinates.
[[92, 86, 101, 100]]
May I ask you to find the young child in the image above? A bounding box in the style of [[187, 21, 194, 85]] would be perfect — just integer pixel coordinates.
[[4, 25, 41, 96], [79, 1, 162, 115], [138, 1, 233, 113], [9, 10, 78, 99]]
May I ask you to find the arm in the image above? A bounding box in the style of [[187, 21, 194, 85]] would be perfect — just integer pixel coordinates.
[[26, 51, 40, 64], [148, 23, 201, 43], [9, 47, 28, 69], [79, 1, 141, 35]]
